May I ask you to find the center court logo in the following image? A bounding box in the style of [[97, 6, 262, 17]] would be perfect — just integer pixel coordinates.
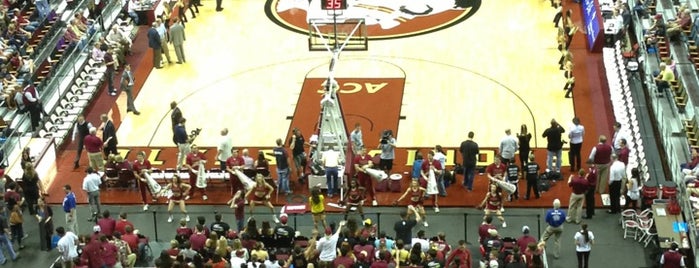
[[265, 0, 482, 40]]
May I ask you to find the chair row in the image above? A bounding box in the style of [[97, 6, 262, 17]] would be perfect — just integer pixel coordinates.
[[38, 59, 104, 142], [603, 42, 649, 179], [102, 167, 273, 190], [620, 208, 657, 248]]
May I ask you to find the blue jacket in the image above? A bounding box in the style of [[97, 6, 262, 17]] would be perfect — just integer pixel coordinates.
[[148, 28, 161, 49]]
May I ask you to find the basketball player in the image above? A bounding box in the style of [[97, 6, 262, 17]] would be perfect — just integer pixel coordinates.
[[164, 174, 191, 223], [133, 151, 156, 211], [246, 174, 278, 223], [184, 144, 208, 200], [341, 179, 366, 220], [394, 181, 429, 227], [420, 151, 442, 213], [479, 184, 507, 228], [226, 148, 246, 196]]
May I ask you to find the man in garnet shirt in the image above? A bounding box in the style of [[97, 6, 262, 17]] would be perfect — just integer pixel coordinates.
[[4, 183, 22, 211], [478, 216, 496, 246], [567, 170, 589, 224], [115, 212, 135, 236], [97, 210, 116, 238], [446, 240, 471, 268], [176, 218, 193, 241], [588, 135, 613, 194], [618, 139, 630, 166], [516, 226, 537, 253], [122, 225, 139, 252], [226, 148, 246, 196], [133, 151, 155, 211], [421, 151, 443, 212], [104, 47, 117, 96], [486, 156, 507, 183], [333, 246, 355, 267], [354, 148, 376, 205], [184, 144, 208, 200], [84, 127, 105, 171], [229, 191, 246, 231], [100, 235, 119, 267], [583, 163, 598, 219], [83, 234, 105, 268], [189, 224, 207, 251]]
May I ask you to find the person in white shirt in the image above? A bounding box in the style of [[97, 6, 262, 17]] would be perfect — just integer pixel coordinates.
[[56, 227, 79, 267], [611, 122, 629, 155], [350, 123, 364, 154], [242, 149, 254, 169], [499, 129, 518, 165], [433, 145, 448, 197], [411, 230, 430, 252], [155, 18, 172, 64], [230, 249, 246, 267], [216, 128, 232, 170], [568, 117, 585, 172], [322, 148, 341, 196], [317, 220, 345, 266], [574, 223, 594, 268], [608, 155, 626, 214], [263, 259, 282, 268], [82, 167, 102, 219], [684, 165, 699, 182]]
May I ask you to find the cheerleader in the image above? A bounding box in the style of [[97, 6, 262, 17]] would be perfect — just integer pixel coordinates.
[[394, 180, 428, 227], [420, 151, 442, 213], [245, 174, 278, 223], [133, 151, 155, 211], [309, 186, 328, 231], [479, 184, 507, 228], [226, 148, 246, 196], [341, 179, 366, 220], [183, 144, 208, 200], [164, 174, 191, 223], [354, 148, 378, 206]]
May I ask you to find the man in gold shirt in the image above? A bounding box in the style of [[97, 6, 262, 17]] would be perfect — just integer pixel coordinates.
[[654, 62, 675, 98]]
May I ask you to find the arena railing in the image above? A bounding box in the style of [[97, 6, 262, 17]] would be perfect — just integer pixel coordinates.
[[124, 208, 546, 267], [0, 0, 124, 187]]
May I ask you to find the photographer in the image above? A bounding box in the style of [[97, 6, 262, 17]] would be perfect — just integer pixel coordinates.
[[377, 130, 397, 174], [542, 119, 565, 172], [289, 128, 309, 183]]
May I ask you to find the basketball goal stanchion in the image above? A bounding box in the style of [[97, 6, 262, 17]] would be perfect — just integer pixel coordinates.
[[306, 2, 367, 208]]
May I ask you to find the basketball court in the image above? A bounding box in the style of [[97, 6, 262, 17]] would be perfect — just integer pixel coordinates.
[[41, 0, 613, 209], [115, 0, 573, 149]]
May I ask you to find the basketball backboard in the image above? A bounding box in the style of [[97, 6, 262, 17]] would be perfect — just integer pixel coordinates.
[[308, 18, 368, 51]]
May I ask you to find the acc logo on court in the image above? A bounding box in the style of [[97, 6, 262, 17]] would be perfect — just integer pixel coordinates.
[[265, 0, 481, 40]]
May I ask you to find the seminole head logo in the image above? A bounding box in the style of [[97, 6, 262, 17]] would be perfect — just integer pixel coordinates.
[[265, 0, 482, 40]]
